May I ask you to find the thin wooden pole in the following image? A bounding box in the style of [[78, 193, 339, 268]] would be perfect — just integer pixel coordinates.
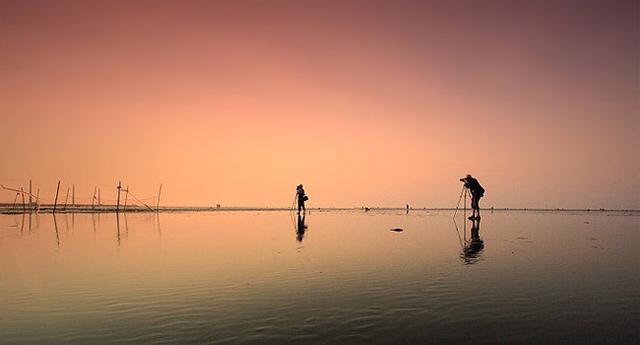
[[116, 181, 122, 213], [53, 181, 60, 214], [98, 188, 101, 206], [28, 180, 32, 207], [123, 185, 129, 211], [92, 186, 97, 209], [20, 187, 26, 213], [12, 193, 18, 210], [156, 184, 162, 212], [36, 188, 40, 212], [72, 184, 75, 208], [63, 187, 69, 211]]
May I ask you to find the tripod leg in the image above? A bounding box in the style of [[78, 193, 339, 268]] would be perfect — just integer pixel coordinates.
[[453, 185, 466, 219], [463, 188, 467, 220]]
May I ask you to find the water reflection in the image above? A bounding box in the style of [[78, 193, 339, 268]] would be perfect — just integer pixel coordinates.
[[296, 213, 307, 242], [116, 212, 121, 246], [455, 218, 485, 264], [0, 211, 637, 344], [52, 214, 60, 248]]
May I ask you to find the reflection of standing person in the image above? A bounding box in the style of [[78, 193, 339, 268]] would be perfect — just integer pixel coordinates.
[[463, 218, 484, 261], [470, 218, 483, 248], [296, 213, 307, 242], [296, 184, 307, 214], [460, 174, 485, 220]]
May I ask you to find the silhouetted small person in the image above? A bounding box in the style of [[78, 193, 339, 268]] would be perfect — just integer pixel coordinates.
[[406, 204, 409, 214], [460, 174, 485, 220], [296, 184, 308, 214], [296, 213, 307, 242]]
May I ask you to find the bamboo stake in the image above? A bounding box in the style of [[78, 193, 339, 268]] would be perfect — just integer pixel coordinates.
[[63, 187, 69, 211], [123, 185, 129, 211], [20, 187, 26, 213], [156, 184, 162, 212], [53, 181, 60, 214], [116, 181, 122, 213], [36, 188, 40, 213]]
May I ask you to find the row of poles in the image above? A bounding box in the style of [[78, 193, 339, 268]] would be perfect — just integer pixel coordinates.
[[2, 180, 163, 214]]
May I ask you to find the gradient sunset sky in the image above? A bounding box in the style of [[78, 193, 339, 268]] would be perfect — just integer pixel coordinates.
[[1, 0, 638, 208]]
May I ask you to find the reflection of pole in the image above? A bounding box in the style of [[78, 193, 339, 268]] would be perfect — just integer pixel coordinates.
[[53, 181, 61, 214], [116, 212, 121, 246], [156, 184, 162, 212], [124, 212, 129, 236], [53, 214, 60, 248], [156, 213, 162, 239]]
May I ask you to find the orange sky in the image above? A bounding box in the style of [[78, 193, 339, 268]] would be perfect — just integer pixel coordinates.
[[1, 0, 638, 208]]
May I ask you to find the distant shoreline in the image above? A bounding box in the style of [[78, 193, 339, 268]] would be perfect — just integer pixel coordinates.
[[0, 204, 638, 215]]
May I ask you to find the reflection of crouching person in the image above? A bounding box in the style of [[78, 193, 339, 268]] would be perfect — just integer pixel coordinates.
[[460, 174, 485, 220], [296, 184, 308, 214]]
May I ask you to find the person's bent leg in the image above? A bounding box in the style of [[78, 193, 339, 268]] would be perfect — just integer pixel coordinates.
[[471, 195, 479, 218]]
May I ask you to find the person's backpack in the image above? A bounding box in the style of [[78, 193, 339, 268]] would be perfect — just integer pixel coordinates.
[[303, 195, 309, 201]]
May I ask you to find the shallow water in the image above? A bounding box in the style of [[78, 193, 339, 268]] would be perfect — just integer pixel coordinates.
[[0, 210, 638, 344]]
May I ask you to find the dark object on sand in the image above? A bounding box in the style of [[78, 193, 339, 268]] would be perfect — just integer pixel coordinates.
[[390, 228, 403, 232], [364, 207, 370, 212]]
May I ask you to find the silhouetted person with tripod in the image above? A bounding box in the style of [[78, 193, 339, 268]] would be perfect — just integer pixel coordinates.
[[460, 174, 485, 220], [296, 184, 308, 214]]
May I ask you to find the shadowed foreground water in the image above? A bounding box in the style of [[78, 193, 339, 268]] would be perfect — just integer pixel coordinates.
[[0, 210, 638, 344]]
